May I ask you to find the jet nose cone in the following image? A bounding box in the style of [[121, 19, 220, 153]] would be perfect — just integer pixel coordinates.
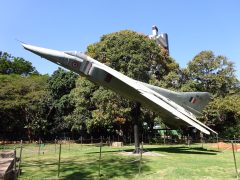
[[21, 43, 66, 60], [21, 43, 46, 56]]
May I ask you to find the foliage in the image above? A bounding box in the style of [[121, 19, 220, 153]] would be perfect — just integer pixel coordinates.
[[46, 68, 78, 137], [47, 68, 78, 100], [203, 94, 240, 138], [185, 51, 238, 96], [0, 74, 49, 140], [0, 51, 38, 75]]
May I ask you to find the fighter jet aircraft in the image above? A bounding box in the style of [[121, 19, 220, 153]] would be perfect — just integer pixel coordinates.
[[22, 43, 217, 135]]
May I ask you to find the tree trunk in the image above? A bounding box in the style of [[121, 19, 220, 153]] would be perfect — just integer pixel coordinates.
[[132, 102, 141, 153]]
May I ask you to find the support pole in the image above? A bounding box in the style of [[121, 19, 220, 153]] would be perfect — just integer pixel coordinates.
[[134, 124, 140, 153], [132, 102, 141, 153]]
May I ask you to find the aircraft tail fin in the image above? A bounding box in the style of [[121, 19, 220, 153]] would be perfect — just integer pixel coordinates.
[[141, 82, 211, 117], [176, 91, 211, 116]]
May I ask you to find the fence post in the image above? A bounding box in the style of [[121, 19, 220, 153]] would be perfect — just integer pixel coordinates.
[[68, 138, 70, 151], [231, 140, 238, 179], [138, 141, 143, 175], [58, 144, 62, 177], [98, 139, 102, 177], [91, 136, 93, 144], [55, 139, 57, 153], [234, 135, 237, 150], [13, 147, 17, 179], [38, 138, 41, 155], [80, 136, 83, 150], [216, 135, 219, 151], [187, 134, 190, 148], [18, 140, 23, 175]]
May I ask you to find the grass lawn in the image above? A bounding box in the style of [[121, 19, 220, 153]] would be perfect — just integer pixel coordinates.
[[1, 143, 239, 179]]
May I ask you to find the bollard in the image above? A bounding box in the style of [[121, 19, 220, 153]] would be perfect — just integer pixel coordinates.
[[91, 136, 93, 144]]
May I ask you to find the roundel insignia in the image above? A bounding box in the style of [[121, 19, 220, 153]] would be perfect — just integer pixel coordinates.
[[71, 61, 80, 68]]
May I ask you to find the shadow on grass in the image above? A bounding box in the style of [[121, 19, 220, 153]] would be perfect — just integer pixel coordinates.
[[21, 155, 147, 179], [61, 156, 147, 179], [146, 146, 218, 155]]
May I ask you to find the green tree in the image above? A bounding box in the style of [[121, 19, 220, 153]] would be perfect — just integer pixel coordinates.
[[48, 68, 78, 100], [68, 30, 176, 151], [47, 68, 78, 137], [0, 51, 38, 75], [186, 51, 238, 96], [203, 94, 240, 138], [0, 74, 49, 140]]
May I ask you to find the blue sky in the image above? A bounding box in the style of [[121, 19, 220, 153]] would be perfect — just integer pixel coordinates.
[[0, 0, 240, 78]]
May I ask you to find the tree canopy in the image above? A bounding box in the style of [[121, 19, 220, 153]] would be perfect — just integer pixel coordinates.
[[0, 51, 38, 75]]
